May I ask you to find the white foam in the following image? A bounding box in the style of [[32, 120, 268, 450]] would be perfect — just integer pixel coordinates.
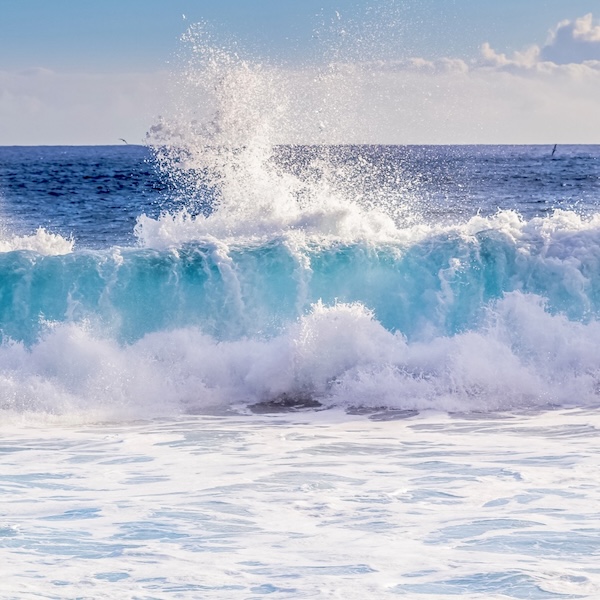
[[142, 24, 421, 249], [1, 293, 599, 424], [0, 227, 74, 255], [1, 408, 599, 598]]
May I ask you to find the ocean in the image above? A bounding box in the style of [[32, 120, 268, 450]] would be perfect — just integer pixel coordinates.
[[1, 143, 600, 599]]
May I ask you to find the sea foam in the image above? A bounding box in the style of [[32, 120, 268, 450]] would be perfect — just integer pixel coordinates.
[[0, 227, 73, 255], [1, 290, 600, 422]]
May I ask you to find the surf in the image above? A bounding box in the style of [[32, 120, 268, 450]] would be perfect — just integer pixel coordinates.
[[1, 25, 600, 420]]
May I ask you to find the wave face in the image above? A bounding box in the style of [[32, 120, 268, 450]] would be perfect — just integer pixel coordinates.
[[1, 29, 600, 419], [3, 210, 600, 346], [2, 209, 600, 418]]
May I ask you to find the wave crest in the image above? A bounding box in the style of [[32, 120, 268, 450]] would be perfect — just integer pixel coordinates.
[[0, 228, 73, 255], [2, 294, 599, 422]]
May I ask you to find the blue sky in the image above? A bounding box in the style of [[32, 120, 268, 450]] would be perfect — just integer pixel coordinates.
[[2, 1, 600, 144], [1, 0, 598, 70]]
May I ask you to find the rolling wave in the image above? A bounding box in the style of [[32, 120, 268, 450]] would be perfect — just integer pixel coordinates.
[[1, 209, 600, 418]]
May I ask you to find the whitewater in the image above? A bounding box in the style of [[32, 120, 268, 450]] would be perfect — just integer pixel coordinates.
[[1, 29, 600, 599]]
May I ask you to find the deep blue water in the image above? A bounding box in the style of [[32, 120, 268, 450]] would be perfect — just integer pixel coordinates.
[[1, 145, 598, 248], [0, 146, 162, 247]]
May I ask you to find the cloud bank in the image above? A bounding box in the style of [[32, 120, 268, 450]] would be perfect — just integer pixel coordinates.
[[476, 12, 600, 74]]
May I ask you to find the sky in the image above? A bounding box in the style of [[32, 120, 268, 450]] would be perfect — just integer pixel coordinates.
[[1, 0, 600, 145]]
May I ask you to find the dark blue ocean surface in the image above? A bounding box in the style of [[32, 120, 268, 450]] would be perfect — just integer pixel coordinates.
[[1, 145, 598, 249], [0, 146, 163, 248]]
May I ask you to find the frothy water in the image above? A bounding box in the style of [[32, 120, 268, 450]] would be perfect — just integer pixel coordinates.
[[2, 410, 600, 598], [0, 227, 73, 255], [143, 23, 421, 245]]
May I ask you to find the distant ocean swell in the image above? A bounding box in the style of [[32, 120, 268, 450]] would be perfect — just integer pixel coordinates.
[[1, 209, 600, 418]]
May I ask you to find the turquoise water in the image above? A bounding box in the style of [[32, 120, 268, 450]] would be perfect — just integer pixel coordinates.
[[3, 224, 600, 346]]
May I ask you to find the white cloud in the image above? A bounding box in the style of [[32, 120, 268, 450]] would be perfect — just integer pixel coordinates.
[[479, 42, 541, 71], [541, 13, 600, 64], [474, 12, 600, 76], [477, 21, 600, 77], [366, 57, 470, 75]]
